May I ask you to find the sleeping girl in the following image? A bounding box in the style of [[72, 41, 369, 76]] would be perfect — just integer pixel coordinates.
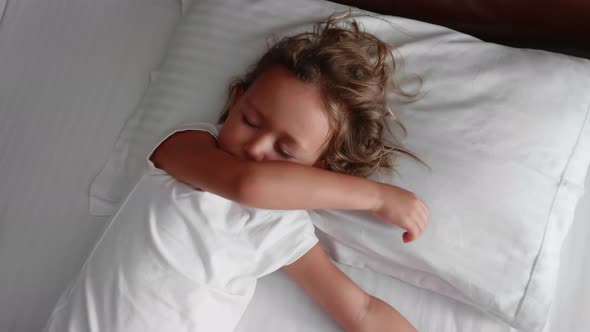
[[43, 13, 429, 332]]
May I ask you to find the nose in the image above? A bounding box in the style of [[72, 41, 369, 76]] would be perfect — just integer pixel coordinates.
[[243, 132, 273, 162]]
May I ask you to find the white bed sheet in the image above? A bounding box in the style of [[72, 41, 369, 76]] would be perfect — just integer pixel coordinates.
[[0, 0, 180, 331], [0, 0, 588, 332]]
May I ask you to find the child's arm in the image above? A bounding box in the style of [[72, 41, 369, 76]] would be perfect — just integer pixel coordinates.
[[150, 130, 428, 242], [282, 244, 417, 332], [151, 130, 380, 210]]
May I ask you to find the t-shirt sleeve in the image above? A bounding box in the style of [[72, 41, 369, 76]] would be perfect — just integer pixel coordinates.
[[145, 122, 220, 174], [259, 210, 319, 270]]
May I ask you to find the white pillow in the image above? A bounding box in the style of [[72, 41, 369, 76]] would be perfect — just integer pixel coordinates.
[[88, 0, 590, 330]]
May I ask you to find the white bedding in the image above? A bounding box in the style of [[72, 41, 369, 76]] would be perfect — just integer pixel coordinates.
[[0, 0, 588, 331], [237, 183, 590, 332]]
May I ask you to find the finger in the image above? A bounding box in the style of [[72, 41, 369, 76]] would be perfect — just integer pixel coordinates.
[[419, 201, 429, 220], [419, 203, 430, 229], [413, 213, 427, 239], [406, 223, 419, 242], [419, 207, 429, 230], [411, 208, 425, 234], [403, 232, 410, 243], [413, 215, 424, 235]]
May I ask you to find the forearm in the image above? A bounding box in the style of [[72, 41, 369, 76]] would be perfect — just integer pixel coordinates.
[[151, 130, 381, 211], [239, 160, 381, 211], [283, 244, 373, 332], [284, 245, 416, 332]]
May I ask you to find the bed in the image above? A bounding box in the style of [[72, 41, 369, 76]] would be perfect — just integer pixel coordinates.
[[1, 0, 589, 331]]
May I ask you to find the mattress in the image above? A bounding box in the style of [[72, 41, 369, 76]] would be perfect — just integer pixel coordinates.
[[0, 0, 588, 331]]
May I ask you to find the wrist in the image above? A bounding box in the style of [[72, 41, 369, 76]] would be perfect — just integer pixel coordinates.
[[368, 182, 384, 214]]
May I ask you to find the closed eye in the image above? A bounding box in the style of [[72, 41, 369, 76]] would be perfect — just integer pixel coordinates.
[[242, 114, 257, 128], [276, 144, 294, 160]]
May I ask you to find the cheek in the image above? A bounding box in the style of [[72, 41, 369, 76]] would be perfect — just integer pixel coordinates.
[[219, 122, 247, 150], [218, 129, 236, 149]]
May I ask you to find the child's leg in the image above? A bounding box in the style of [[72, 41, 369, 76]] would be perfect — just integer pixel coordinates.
[[282, 244, 417, 332]]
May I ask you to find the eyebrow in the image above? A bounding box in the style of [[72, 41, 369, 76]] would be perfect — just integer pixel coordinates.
[[245, 98, 304, 152]]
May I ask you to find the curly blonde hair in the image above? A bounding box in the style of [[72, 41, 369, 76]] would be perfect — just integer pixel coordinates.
[[218, 12, 428, 178]]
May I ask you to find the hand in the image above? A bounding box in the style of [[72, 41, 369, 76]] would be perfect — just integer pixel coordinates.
[[370, 183, 429, 243]]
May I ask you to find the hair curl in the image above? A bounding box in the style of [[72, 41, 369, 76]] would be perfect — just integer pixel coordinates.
[[218, 12, 429, 178]]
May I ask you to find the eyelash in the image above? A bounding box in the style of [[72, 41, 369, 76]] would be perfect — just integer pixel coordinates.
[[242, 114, 256, 128], [242, 113, 292, 159], [277, 146, 293, 159]]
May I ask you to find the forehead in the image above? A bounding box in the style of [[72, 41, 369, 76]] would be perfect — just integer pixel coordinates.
[[244, 66, 331, 156]]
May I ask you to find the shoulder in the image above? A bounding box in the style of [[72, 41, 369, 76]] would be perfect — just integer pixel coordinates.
[[147, 121, 220, 173]]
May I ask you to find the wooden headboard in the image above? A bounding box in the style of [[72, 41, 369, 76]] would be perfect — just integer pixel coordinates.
[[329, 0, 590, 59]]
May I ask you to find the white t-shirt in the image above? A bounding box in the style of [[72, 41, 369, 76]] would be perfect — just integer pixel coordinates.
[[43, 122, 318, 332]]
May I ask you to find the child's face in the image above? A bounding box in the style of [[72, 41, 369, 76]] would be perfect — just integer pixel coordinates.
[[218, 65, 331, 167]]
